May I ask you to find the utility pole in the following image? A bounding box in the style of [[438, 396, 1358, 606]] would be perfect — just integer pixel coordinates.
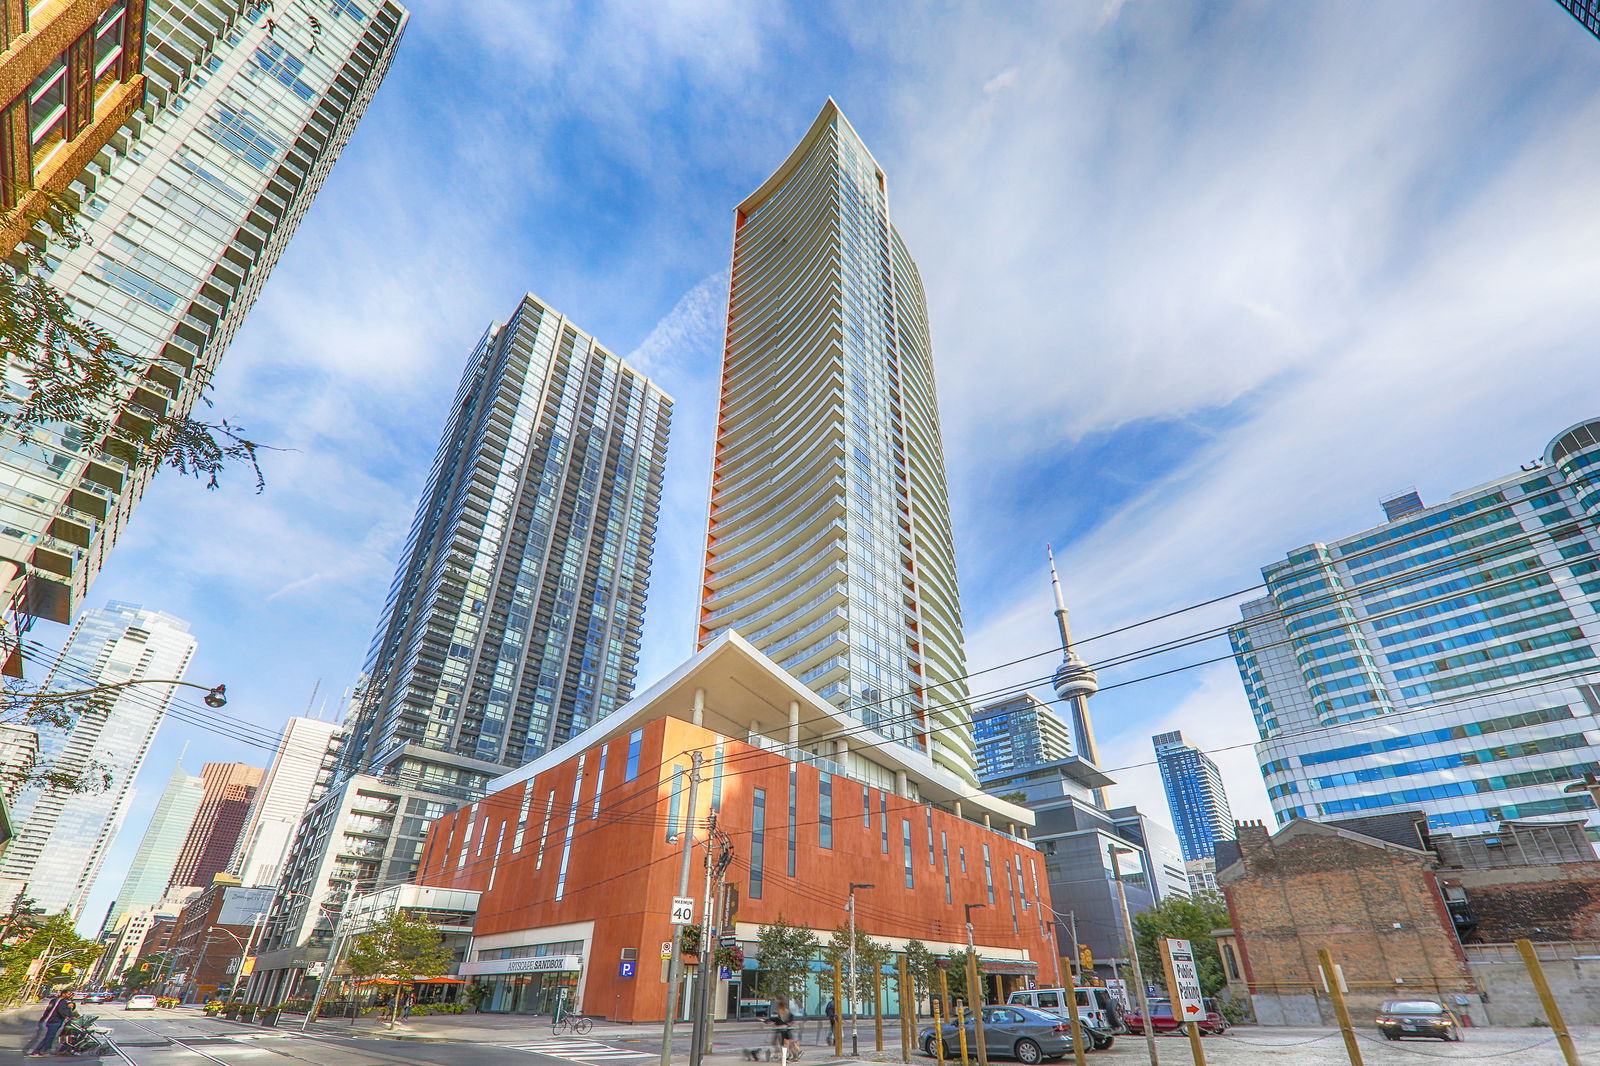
[[689, 810, 726, 1066], [848, 882, 874, 1057], [660, 753, 703, 1066], [1062, 914, 1087, 1066], [964, 904, 989, 1066], [1516, 940, 1580, 1066], [1109, 847, 1158, 1066], [1316, 949, 1362, 1066]]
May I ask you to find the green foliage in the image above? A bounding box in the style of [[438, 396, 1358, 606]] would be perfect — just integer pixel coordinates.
[[1130, 892, 1231, 997], [344, 909, 453, 982], [410, 1002, 469, 1015], [903, 939, 936, 1013], [0, 685, 118, 796], [941, 949, 986, 1005], [679, 922, 702, 956], [754, 914, 818, 1001], [0, 910, 102, 1006], [0, 190, 266, 490]]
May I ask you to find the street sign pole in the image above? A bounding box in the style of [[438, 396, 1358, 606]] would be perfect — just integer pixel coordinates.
[[660, 752, 703, 1066], [1158, 939, 1206, 1066]]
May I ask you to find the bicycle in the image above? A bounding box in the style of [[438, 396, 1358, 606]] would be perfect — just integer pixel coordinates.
[[551, 1013, 593, 1036]]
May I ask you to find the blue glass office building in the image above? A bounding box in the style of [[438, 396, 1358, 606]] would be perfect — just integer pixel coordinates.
[[1152, 730, 1234, 862], [1232, 418, 1600, 835]]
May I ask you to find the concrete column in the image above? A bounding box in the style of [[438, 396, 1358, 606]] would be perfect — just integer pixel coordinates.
[[692, 687, 705, 727], [953, 800, 963, 820], [895, 769, 908, 797], [749, 720, 761, 745], [788, 700, 800, 758], [835, 736, 848, 764], [983, 812, 992, 828]]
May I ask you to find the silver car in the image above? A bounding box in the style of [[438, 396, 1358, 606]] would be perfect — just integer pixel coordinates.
[[918, 1004, 1076, 1064]]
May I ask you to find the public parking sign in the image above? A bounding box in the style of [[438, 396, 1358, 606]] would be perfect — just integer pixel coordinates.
[[619, 960, 636, 978], [1162, 938, 1205, 1022]]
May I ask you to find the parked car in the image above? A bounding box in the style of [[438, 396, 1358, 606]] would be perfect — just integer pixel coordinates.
[[918, 1004, 1077, 1063], [1374, 1000, 1463, 1041], [1006, 987, 1120, 1049], [125, 994, 159, 1011], [1123, 999, 1229, 1035]]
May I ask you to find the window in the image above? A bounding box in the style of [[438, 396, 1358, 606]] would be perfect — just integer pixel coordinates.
[[982, 845, 995, 905], [788, 765, 798, 877], [28, 56, 68, 156], [819, 772, 832, 849], [750, 788, 766, 899], [623, 729, 643, 780], [666, 764, 685, 843], [902, 820, 914, 888]]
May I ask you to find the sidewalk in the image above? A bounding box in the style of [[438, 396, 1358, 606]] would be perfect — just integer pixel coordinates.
[[0, 1005, 41, 1066], [300, 1012, 908, 1064]]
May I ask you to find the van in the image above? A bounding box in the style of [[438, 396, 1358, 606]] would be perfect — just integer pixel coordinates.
[[1006, 987, 1121, 1049]]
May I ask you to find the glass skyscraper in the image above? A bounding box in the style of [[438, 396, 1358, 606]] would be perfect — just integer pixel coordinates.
[[0, 602, 197, 916], [1232, 417, 1600, 835], [1554, 0, 1600, 39], [1152, 729, 1234, 862], [252, 297, 670, 996], [698, 99, 975, 783], [342, 295, 672, 792], [972, 693, 1074, 780], [102, 760, 204, 934], [0, 0, 407, 627]]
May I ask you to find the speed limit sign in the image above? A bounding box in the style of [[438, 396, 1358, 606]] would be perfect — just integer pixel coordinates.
[[670, 896, 696, 925]]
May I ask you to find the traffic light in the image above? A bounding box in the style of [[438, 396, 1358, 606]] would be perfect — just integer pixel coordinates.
[[140, 963, 151, 972], [1079, 945, 1094, 971]]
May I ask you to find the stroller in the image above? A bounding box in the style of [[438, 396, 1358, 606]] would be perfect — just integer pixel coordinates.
[[54, 1015, 116, 1057]]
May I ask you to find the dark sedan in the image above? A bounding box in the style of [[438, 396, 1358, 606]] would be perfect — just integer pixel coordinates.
[[1375, 1000, 1464, 1041], [918, 1005, 1077, 1064]]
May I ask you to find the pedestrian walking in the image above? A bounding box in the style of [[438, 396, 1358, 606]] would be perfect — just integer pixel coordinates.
[[27, 994, 75, 1056], [400, 992, 415, 1019], [769, 995, 801, 1060]]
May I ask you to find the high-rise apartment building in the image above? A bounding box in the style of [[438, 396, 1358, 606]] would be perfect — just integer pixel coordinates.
[[0, 601, 196, 915], [697, 100, 975, 783], [102, 759, 203, 933], [0, 0, 148, 255], [230, 715, 336, 887], [1153, 729, 1235, 862], [254, 297, 670, 992], [1554, 0, 1600, 40], [972, 693, 1073, 780], [168, 760, 261, 889], [0, 0, 407, 627], [1232, 417, 1600, 835]]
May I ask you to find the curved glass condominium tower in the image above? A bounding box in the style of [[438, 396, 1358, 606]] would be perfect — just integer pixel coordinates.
[[698, 100, 975, 784]]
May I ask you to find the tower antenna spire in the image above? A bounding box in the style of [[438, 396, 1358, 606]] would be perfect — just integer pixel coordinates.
[[1047, 546, 1103, 774]]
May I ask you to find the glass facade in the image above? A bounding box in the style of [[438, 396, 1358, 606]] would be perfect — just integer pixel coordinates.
[[344, 297, 671, 793], [0, 602, 197, 916], [699, 101, 975, 783], [0, 0, 407, 625], [102, 761, 204, 933], [1233, 417, 1600, 835], [972, 693, 1075, 779], [1152, 730, 1234, 862]]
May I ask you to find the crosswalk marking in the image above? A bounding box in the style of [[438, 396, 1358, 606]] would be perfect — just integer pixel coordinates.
[[499, 1039, 652, 1062]]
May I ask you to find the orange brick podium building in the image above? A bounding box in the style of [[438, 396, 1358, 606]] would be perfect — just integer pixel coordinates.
[[417, 633, 1055, 1022]]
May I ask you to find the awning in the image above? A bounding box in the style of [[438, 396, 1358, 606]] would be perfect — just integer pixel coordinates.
[[979, 960, 1038, 975], [416, 977, 467, 984], [355, 976, 467, 986]]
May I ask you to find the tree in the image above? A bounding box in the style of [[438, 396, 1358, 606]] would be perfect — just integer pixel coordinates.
[[0, 685, 118, 797], [903, 938, 936, 1016], [822, 924, 890, 1014], [0, 910, 101, 1007], [1, 191, 265, 490], [343, 909, 452, 1027], [1131, 892, 1231, 997], [941, 948, 986, 1007], [754, 915, 818, 1004]]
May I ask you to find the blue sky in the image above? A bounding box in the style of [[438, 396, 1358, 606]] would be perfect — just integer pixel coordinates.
[[53, 0, 1600, 927]]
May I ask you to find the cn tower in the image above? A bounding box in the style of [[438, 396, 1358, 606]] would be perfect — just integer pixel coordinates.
[[1048, 546, 1103, 784]]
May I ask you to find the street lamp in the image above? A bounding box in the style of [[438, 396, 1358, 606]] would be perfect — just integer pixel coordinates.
[[44, 679, 228, 707], [1108, 845, 1159, 1066], [847, 883, 874, 1057], [963, 904, 989, 1066]]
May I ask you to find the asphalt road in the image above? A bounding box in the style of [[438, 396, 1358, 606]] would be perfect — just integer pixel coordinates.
[[89, 1007, 657, 1066]]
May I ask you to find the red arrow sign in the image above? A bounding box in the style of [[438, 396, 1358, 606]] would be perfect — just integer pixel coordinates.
[[1185, 1004, 1200, 1014]]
